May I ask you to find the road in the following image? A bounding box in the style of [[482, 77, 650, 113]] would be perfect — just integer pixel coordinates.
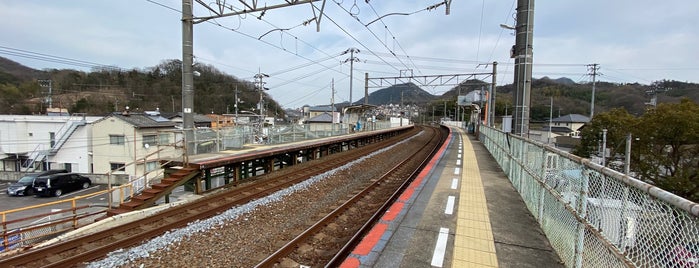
[[0, 182, 109, 229]]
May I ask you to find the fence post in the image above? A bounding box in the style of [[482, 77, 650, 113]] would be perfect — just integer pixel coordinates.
[[518, 140, 525, 191], [538, 147, 548, 223], [574, 169, 591, 268], [72, 199, 78, 229]]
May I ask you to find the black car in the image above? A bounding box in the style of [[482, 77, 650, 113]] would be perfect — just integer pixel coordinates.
[[6, 169, 67, 196], [33, 173, 91, 197]]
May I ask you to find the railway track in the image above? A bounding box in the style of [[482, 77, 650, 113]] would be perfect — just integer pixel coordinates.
[[0, 127, 429, 268], [255, 126, 446, 267]]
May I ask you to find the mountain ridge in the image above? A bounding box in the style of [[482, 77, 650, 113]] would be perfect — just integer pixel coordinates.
[[1, 57, 697, 121]]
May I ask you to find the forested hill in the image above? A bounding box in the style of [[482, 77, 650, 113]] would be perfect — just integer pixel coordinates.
[[0, 58, 280, 116], [440, 76, 699, 120], [0, 56, 697, 118]]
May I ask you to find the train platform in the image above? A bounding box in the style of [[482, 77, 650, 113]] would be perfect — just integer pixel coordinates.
[[342, 127, 563, 267]]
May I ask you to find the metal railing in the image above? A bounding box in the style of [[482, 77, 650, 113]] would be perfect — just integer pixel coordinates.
[[189, 121, 397, 155], [1, 191, 107, 252], [478, 126, 698, 268]]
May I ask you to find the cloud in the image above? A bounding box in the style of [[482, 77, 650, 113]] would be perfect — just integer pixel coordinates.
[[1, 0, 697, 108]]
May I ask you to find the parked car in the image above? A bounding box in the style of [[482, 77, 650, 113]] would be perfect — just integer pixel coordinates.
[[6, 169, 67, 196], [32, 173, 91, 197]]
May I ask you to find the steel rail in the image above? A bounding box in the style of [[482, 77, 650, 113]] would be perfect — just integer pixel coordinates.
[[255, 126, 446, 267], [0, 127, 420, 267]]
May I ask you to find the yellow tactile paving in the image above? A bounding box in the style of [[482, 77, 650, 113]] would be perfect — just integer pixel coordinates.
[[453, 132, 499, 268]]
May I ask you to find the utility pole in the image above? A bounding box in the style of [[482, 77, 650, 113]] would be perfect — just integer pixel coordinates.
[[364, 73, 369, 105], [344, 48, 360, 105], [601, 128, 608, 166], [234, 85, 239, 124], [588, 63, 600, 118], [443, 101, 447, 120], [331, 78, 336, 133], [512, 0, 534, 136], [180, 0, 323, 156], [625, 133, 632, 174], [38, 80, 53, 109], [182, 0, 195, 155], [548, 96, 553, 144], [490, 61, 497, 127], [457, 86, 461, 124], [254, 71, 269, 117]]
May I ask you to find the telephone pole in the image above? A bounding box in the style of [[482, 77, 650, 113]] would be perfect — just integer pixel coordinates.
[[331, 78, 336, 132], [38, 79, 53, 109], [512, 0, 535, 136], [181, 0, 323, 155], [588, 63, 600, 118], [490, 61, 497, 126], [344, 48, 360, 105]]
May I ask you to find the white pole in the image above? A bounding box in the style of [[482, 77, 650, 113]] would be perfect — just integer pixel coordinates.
[[548, 96, 553, 144], [601, 129, 608, 166]]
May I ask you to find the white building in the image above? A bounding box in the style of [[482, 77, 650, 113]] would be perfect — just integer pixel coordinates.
[[91, 111, 181, 180], [0, 114, 102, 173], [531, 114, 590, 145]]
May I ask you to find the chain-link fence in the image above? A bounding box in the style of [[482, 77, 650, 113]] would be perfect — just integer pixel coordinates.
[[478, 126, 699, 268], [189, 121, 397, 155]]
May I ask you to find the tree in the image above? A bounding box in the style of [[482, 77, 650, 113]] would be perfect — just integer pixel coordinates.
[[573, 108, 637, 163], [574, 101, 699, 202], [632, 99, 699, 202]]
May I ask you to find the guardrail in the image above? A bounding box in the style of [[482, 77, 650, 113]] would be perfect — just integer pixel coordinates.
[[478, 126, 698, 268], [0, 183, 142, 252], [1, 191, 105, 252]]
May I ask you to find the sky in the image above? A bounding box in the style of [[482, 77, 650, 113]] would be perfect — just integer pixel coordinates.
[[1, 0, 697, 109]]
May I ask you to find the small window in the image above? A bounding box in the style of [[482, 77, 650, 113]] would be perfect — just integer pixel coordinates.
[[159, 133, 170, 145], [110, 135, 125, 145], [110, 162, 126, 172], [50, 132, 56, 147], [146, 161, 158, 172], [143, 134, 157, 148]]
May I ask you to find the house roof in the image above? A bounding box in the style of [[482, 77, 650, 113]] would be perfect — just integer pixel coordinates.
[[551, 114, 590, 123], [307, 112, 333, 123], [159, 112, 213, 123], [308, 106, 335, 112], [542, 126, 574, 133], [109, 112, 177, 128]]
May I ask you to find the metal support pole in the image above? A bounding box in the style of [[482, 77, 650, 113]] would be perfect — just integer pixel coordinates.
[[625, 133, 632, 174], [490, 61, 497, 126], [548, 96, 553, 144], [364, 72, 369, 105], [234, 85, 238, 124], [589, 63, 599, 118], [182, 0, 195, 155], [512, 0, 534, 137], [574, 170, 590, 268], [601, 129, 607, 166], [345, 48, 359, 104]]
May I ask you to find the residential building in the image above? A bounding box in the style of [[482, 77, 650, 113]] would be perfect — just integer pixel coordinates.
[[547, 114, 590, 137], [531, 113, 589, 146], [0, 114, 102, 173], [160, 112, 213, 128], [206, 114, 236, 129], [91, 111, 180, 181]]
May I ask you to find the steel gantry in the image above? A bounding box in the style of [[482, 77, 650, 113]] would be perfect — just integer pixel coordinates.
[[363, 63, 498, 127]]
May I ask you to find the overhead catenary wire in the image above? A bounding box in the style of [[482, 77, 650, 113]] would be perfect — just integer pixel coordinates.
[[0, 46, 120, 70], [144, 0, 351, 83], [363, 1, 428, 76]]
